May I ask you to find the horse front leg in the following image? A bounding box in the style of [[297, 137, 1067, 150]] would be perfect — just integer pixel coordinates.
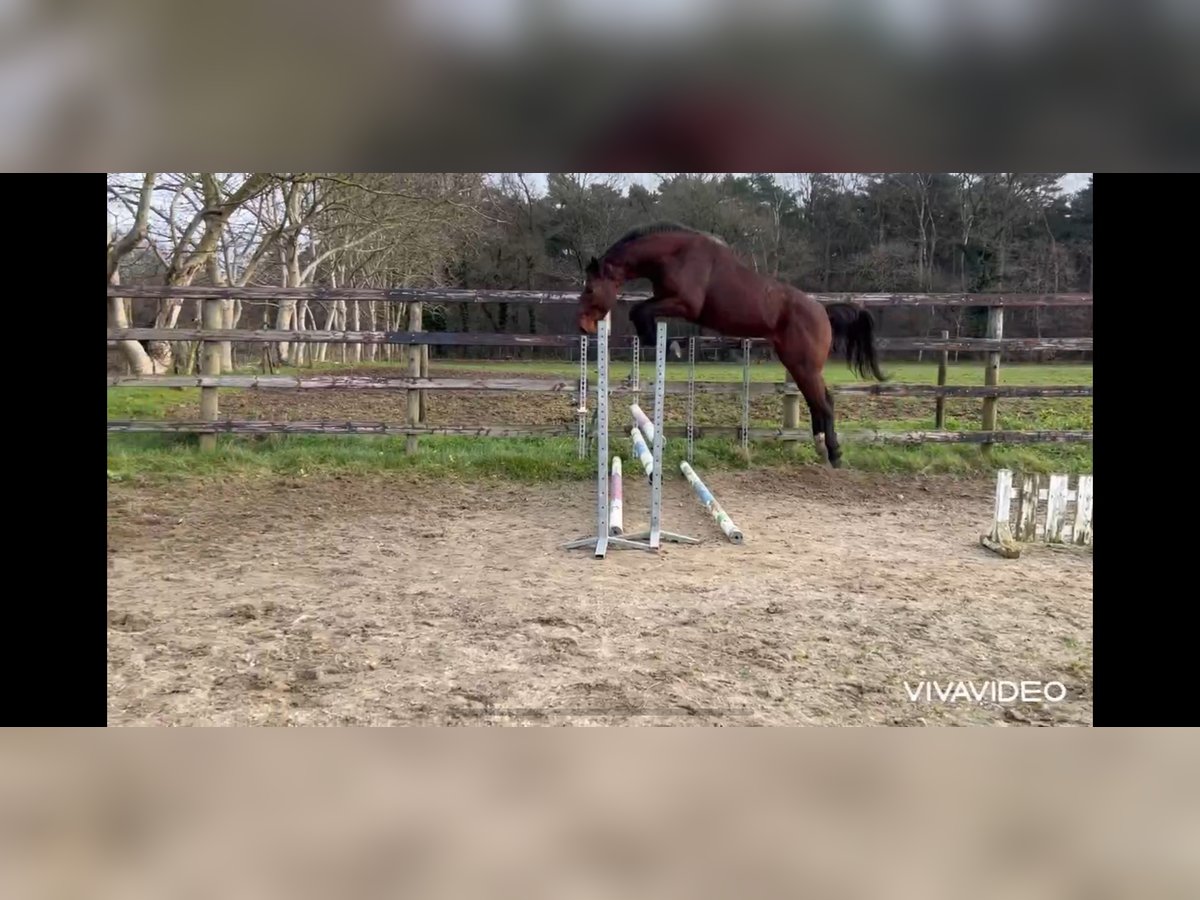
[[629, 296, 693, 347], [627, 300, 653, 346]]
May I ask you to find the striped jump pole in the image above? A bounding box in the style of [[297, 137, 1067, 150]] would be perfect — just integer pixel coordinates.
[[609, 456, 624, 535], [679, 461, 744, 544], [630, 403, 655, 444], [630, 425, 654, 481]]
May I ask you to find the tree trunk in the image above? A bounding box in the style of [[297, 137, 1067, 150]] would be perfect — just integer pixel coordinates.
[[336, 301, 346, 363], [154, 173, 272, 370], [290, 237, 306, 366], [275, 299, 296, 363], [295, 298, 309, 366], [318, 303, 336, 363], [107, 176, 162, 375], [366, 301, 377, 362], [108, 273, 158, 374], [384, 303, 392, 363], [220, 300, 235, 371], [352, 300, 362, 363]]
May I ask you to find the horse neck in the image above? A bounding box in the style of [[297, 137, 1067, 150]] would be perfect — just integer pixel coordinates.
[[605, 234, 680, 283]]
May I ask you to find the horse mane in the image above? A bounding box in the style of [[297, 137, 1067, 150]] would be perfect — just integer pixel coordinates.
[[604, 222, 727, 256]]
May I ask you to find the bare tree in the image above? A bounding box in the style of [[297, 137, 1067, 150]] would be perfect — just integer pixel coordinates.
[[117, 173, 276, 371], [899, 173, 937, 291], [107, 173, 159, 374]]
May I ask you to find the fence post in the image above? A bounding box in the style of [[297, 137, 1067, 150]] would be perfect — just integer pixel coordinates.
[[783, 382, 799, 452], [935, 329, 949, 429], [741, 339, 751, 451], [981, 308, 1002, 454], [406, 302, 422, 455], [419, 344, 429, 424], [198, 297, 222, 451]]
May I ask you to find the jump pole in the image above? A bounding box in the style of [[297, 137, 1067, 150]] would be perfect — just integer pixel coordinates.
[[679, 461, 745, 544], [630, 425, 654, 481], [630, 402, 654, 443], [609, 456, 624, 535]]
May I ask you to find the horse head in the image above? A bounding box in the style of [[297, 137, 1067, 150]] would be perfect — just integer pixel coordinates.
[[577, 256, 620, 334]]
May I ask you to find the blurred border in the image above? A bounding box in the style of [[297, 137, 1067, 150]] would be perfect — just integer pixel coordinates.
[[1, 729, 1197, 896], [6, 2, 1197, 170]]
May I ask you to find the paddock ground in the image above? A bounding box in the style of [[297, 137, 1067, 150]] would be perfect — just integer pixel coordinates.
[[107, 467, 1092, 726]]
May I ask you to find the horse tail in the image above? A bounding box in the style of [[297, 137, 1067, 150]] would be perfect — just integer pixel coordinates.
[[826, 303, 887, 381]]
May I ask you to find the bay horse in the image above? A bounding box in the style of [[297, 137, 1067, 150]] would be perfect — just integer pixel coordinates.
[[577, 222, 887, 468]]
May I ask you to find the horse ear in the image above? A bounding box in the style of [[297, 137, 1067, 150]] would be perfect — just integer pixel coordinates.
[[585, 256, 600, 276]]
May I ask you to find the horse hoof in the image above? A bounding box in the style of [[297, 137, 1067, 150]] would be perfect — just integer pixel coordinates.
[[829, 456, 843, 469], [813, 433, 829, 463]]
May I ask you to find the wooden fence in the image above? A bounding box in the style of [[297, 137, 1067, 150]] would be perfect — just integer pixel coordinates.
[[106, 286, 1093, 454], [110, 286, 1094, 307]]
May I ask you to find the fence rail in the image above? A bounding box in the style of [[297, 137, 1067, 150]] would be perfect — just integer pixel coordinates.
[[106, 419, 1092, 444], [108, 328, 1093, 353], [106, 285, 1093, 454], [106, 373, 1093, 400], [108, 285, 1094, 307]]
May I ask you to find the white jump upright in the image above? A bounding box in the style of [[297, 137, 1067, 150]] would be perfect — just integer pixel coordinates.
[[576, 334, 588, 459], [565, 317, 697, 557]]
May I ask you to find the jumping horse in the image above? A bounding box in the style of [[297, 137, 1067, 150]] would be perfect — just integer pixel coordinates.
[[577, 222, 887, 468]]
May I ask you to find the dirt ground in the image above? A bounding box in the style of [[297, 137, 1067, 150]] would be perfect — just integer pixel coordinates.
[[107, 466, 1092, 726]]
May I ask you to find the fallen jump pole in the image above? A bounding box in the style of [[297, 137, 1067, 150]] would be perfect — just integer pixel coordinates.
[[679, 461, 745, 544], [630, 425, 654, 481], [630, 403, 654, 443], [609, 456, 624, 535]]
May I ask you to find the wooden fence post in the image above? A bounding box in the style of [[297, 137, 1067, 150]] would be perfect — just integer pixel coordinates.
[[934, 329, 949, 429], [741, 339, 751, 452], [981, 308, 1003, 453], [419, 344, 429, 424], [783, 381, 800, 451], [406, 302, 422, 455], [199, 297, 222, 451]]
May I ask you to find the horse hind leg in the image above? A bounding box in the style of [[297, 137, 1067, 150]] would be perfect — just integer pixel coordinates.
[[780, 355, 840, 468], [803, 383, 838, 466], [821, 386, 842, 468], [800, 390, 828, 463]]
